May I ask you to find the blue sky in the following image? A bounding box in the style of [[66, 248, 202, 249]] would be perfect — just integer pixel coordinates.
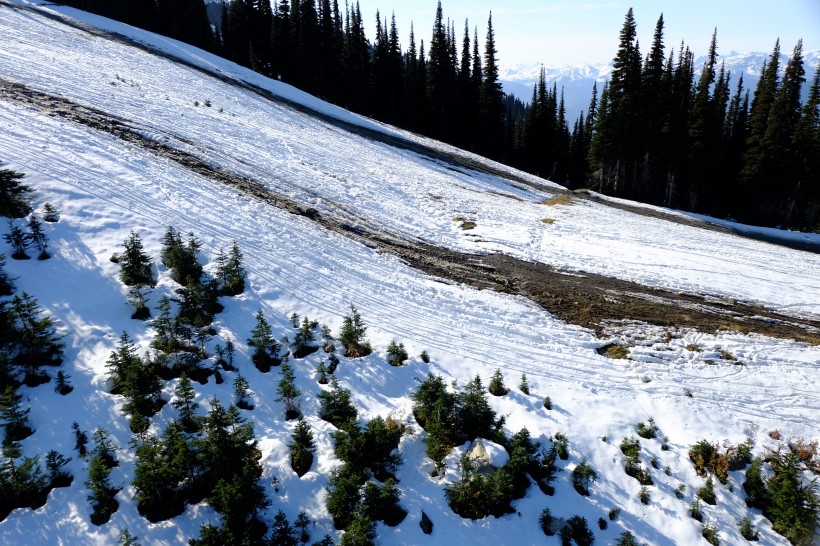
[[351, 0, 820, 66]]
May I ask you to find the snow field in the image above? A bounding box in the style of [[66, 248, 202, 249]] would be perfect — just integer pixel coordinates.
[[0, 3, 817, 545]]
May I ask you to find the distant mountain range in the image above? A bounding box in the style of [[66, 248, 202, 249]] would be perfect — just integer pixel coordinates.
[[501, 50, 820, 120]]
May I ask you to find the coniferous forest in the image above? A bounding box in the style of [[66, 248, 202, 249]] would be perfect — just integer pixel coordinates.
[[59, 1, 820, 230]]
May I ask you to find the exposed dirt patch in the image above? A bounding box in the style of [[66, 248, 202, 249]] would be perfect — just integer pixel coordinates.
[[2, 80, 819, 345]]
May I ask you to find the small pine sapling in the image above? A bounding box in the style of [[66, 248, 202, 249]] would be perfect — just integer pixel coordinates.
[[701, 522, 720, 545], [571, 459, 598, 496], [294, 511, 311, 543], [738, 515, 759, 541], [615, 531, 639, 546], [386, 339, 408, 366], [316, 360, 329, 384], [234, 373, 253, 410], [26, 214, 49, 259], [639, 485, 651, 504], [117, 528, 141, 546], [5, 220, 30, 259], [420, 350, 430, 363], [290, 312, 299, 328], [697, 476, 717, 505], [543, 395, 552, 410], [338, 304, 371, 357], [54, 370, 73, 395], [598, 517, 607, 530], [127, 285, 151, 320], [72, 421, 88, 457], [42, 203, 60, 222], [637, 417, 658, 439], [276, 358, 301, 419], [488, 368, 508, 396], [0, 253, 13, 295], [539, 507, 556, 536], [289, 418, 316, 477], [46, 449, 73, 487], [553, 432, 569, 460], [519, 373, 530, 395], [690, 497, 703, 521]]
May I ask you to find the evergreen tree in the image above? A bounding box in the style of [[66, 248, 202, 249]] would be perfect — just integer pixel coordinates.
[[42, 203, 59, 223], [6, 292, 65, 374], [4, 220, 30, 259], [276, 357, 301, 418], [478, 12, 504, 157], [233, 372, 253, 409], [172, 373, 199, 430], [0, 385, 33, 441], [767, 450, 819, 545], [270, 510, 299, 546], [793, 70, 820, 229], [214, 241, 246, 296], [72, 421, 89, 457], [338, 304, 369, 357], [26, 214, 49, 260], [119, 231, 154, 287], [289, 417, 316, 476], [0, 254, 13, 296], [247, 310, 281, 371], [0, 168, 33, 218], [318, 376, 357, 429], [127, 285, 151, 320], [487, 368, 508, 396]]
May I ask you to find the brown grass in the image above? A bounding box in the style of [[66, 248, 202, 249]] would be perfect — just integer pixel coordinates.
[[541, 194, 573, 206]]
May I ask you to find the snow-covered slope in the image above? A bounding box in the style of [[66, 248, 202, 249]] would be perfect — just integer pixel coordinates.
[[0, 2, 818, 545]]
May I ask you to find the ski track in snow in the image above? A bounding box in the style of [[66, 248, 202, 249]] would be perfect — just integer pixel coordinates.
[[0, 3, 818, 546]]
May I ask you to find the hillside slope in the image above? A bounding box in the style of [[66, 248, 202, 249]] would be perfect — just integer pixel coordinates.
[[0, 2, 818, 545]]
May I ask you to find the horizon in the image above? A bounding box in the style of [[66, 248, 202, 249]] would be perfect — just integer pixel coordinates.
[[350, 0, 820, 69]]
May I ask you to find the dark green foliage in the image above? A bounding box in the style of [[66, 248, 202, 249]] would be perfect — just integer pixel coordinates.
[[615, 531, 639, 546], [127, 285, 151, 320], [620, 436, 641, 459], [117, 528, 141, 546], [86, 429, 120, 525], [519, 373, 529, 395], [697, 476, 717, 505], [487, 368, 508, 396], [0, 385, 33, 441], [289, 418, 316, 477], [45, 450, 72, 488], [558, 515, 595, 546], [4, 292, 64, 378], [639, 485, 651, 504], [539, 507, 556, 536], [334, 416, 403, 481], [54, 369, 73, 395], [572, 459, 598, 496], [26, 215, 49, 259], [739, 515, 759, 541], [385, 339, 407, 366], [597, 517, 607, 530], [702, 522, 720, 545], [276, 357, 300, 419], [294, 511, 311, 544], [233, 373, 253, 410], [0, 439, 49, 521], [316, 360, 328, 384], [744, 457, 770, 509], [119, 231, 154, 287], [247, 310, 281, 371], [420, 350, 430, 363], [766, 450, 820, 546], [0, 254, 13, 296], [213, 242, 245, 296], [690, 498, 703, 522], [106, 332, 162, 422], [338, 304, 370, 357], [4, 221, 30, 259], [609, 507, 621, 521], [543, 395, 552, 410], [361, 478, 407, 526], [175, 277, 223, 327], [636, 417, 657, 439], [311, 536, 335, 546], [326, 465, 363, 530], [444, 457, 515, 519], [293, 317, 319, 359], [270, 510, 299, 546], [72, 421, 88, 457], [339, 511, 376, 546], [318, 377, 357, 430], [172, 373, 199, 431], [42, 203, 59, 223], [0, 168, 33, 218], [553, 432, 570, 460], [160, 227, 203, 285]]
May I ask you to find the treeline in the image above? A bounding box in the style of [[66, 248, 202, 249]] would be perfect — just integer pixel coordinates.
[[58, 1, 819, 229]]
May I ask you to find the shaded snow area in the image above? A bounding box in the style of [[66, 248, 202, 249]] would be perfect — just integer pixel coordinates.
[[0, 2, 818, 546]]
